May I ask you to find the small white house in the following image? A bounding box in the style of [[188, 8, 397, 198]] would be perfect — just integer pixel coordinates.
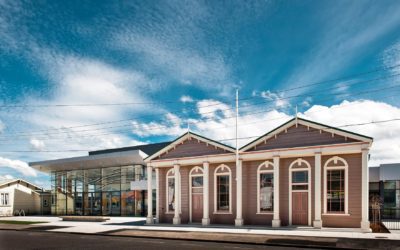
[[0, 179, 50, 216]]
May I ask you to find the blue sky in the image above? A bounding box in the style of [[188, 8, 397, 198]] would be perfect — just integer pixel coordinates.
[[1, 0, 400, 188]]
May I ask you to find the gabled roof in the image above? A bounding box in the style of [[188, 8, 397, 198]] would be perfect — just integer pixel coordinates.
[[240, 117, 373, 152], [145, 131, 235, 162], [0, 179, 43, 191]]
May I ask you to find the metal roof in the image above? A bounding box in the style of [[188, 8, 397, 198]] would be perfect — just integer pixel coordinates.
[[29, 150, 148, 173]]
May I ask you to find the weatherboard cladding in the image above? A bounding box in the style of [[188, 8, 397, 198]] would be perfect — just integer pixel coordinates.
[[158, 138, 230, 160], [247, 124, 359, 152], [158, 154, 362, 227]]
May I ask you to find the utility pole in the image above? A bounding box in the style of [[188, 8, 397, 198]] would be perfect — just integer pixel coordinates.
[[236, 89, 239, 162]]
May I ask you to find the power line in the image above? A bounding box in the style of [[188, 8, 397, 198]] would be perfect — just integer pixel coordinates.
[[2, 74, 399, 139], [0, 82, 399, 142], [2, 117, 400, 153], [1, 63, 399, 109]]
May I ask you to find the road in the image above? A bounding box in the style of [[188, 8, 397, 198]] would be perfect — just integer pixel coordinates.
[[0, 230, 305, 250]]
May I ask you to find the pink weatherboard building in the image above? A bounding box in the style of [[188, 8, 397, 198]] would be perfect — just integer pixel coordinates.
[[145, 117, 373, 231]]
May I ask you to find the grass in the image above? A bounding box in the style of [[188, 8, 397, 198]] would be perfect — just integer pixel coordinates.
[[0, 220, 47, 225]]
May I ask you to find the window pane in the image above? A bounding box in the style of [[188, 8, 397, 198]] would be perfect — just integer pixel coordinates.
[[292, 171, 308, 183], [167, 178, 175, 211], [384, 181, 396, 190], [192, 176, 203, 187], [327, 169, 345, 213], [292, 184, 308, 190], [217, 175, 229, 211], [260, 173, 273, 211]]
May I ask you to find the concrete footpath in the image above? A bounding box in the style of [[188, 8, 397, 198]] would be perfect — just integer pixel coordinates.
[[1, 217, 399, 249]]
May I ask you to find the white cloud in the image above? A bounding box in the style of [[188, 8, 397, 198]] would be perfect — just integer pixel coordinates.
[[0, 157, 37, 177], [30, 139, 45, 151], [0, 174, 14, 182], [128, 98, 400, 167], [131, 112, 186, 137], [301, 100, 400, 166], [255, 90, 291, 109], [180, 95, 194, 103]]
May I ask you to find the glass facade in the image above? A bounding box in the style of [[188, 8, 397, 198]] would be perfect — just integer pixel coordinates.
[[50, 165, 154, 216]]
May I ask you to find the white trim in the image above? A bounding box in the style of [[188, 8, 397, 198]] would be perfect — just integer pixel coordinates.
[[202, 162, 210, 225], [313, 152, 322, 228], [166, 168, 181, 214], [148, 154, 235, 167], [155, 168, 160, 223], [189, 166, 204, 223], [240, 118, 372, 152], [240, 142, 368, 161], [256, 161, 274, 214], [146, 132, 235, 162], [323, 156, 348, 215], [146, 166, 154, 224], [214, 164, 232, 214], [361, 149, 370, 231], [322, 213, 350, 216], [288, 158, 312, 226]]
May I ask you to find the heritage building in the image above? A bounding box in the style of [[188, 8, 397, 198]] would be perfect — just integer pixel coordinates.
[[145, 118, 372, 230]]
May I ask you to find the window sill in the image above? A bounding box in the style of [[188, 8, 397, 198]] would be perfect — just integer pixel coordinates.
[[322, 213, 350, 216], [213, 211, 232, 215], [256, 212, 273, 215], [165, 212, 182, 215]]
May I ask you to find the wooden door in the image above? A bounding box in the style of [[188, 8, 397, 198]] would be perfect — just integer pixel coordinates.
[[192, 194, 203, 223], [292, 192, 308, 225]]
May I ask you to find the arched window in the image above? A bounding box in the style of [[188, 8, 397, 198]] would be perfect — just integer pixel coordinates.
[[324, 156, 348, 214], [166, 168, 181, 213], [214, 164, 232, 213], [257, 161, 274, 213]]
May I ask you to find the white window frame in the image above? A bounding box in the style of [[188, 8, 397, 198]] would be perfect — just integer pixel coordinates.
[[166, 168, 181, 214], [1, 192, 9, 206], [214, 164, 232, 214], [189, 166, 204, 222], [323, 156, 349, 215], [257, 161, 274, 214], [288, 158, 312, 226]]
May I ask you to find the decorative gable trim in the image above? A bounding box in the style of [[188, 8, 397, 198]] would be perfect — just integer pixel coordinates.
[[240, 117, 373, 152], [145, 132, 235, 162]]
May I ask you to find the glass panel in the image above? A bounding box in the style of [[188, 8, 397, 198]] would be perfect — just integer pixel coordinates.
[[369, 182, 380, 191], [56, 172, 67, 215], [327, 169, 345, 212], [217, 175, 230, 211], [192, 176, 203, 187], [87, 169, 101, 192], [167, 178, 175, 212], [121, 191, 135, 216], [292, 184, 308, 190], [75, 192, 83, 215], [121, 166, 135, 191], [102, 167, 121, 192], [102, 191, 121, 215], [292, 171, 308, 183], [384, 181, 396, 190], [260, 173, 273, 212]]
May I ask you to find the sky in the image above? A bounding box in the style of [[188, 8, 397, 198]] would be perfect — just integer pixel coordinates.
[[1, 0, 400, 189]]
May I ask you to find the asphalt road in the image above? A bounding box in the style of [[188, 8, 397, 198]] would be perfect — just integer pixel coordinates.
[[0, 230, 305, 250]]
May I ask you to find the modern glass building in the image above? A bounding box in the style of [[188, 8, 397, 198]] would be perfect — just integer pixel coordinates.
[[369, 163, 400, 218], [30, 142, 169, 216]]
